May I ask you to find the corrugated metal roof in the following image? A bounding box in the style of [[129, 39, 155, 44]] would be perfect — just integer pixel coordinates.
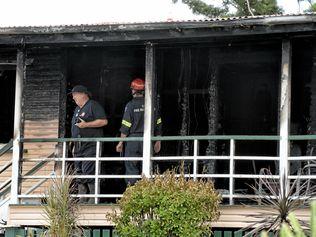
[[1, 13, 315, 29], [0, 13, 315, 36]]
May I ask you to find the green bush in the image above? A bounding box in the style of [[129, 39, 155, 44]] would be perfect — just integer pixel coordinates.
[[110, 170, 221, 237]]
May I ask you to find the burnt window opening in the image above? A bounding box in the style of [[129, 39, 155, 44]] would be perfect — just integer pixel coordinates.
[[64, 43, 281, 154], [65, 46, 146, 198], [63, 40, 286, 200], [0, 70, 16, 144], [65, 46, 146, 141], [290, 38, 316, 176], [155, 41, 281, 193]]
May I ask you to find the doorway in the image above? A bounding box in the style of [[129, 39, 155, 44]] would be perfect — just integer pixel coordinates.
[[0, 70, 16, 144]]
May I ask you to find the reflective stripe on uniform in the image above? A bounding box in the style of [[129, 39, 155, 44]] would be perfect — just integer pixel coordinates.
[[122, 120, 132, 127], [157, 118, 162, 125]]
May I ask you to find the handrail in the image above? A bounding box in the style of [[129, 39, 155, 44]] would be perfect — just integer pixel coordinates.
[[289, 135, 316, 140], [0, 161, 12, 175], [0, 152, 55, 200], [0, 196, 10, 209], [24, 152, 55, 177], [12, 135, 316, 206], [0, 139, 13, 157], [24, 172, 55, 195], [0, 140, 14, 200], [22, 137, 143, 143], [0, 151, 54, 184], [151, 135, 280, 141], [0, 179, 11, 193], [21, 135, 281, 143]]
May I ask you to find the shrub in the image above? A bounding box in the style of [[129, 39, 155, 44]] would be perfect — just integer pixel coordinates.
[[243, 168, 316, 236], [261, 201, 316, 237], [110, 169, 221, 237]]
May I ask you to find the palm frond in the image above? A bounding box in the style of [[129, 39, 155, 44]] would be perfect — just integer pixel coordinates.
[[41, 170, 82, 237], [242, 168, 316, 236]]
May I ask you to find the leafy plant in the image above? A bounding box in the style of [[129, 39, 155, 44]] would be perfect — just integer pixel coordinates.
[[261, 201, 316, 237], [243, 168, 316, 237], [42, 172, 82, 237], [299, 0, 316, 13], [305, 3, 316, 12], [110, 169, 221, 237]]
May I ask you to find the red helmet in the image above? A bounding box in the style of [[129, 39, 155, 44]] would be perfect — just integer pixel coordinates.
[[130, 78, 145, 91]]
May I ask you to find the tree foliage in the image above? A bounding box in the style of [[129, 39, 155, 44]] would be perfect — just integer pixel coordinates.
[[301, 0, 316, 12], [311, 3, 316, 11], [172, 0, 283, 17], [110, 169, 221, 237]]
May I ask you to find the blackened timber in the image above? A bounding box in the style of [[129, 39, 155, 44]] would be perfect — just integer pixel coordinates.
[[0, 49, 16, 61], [306, 45, 316, 158], [0, 49, 17, 69], [205, 49, 218, 174], [58, 50, 67, 138], [178, 48, 191, 156], [0, 15, 316, 35], [0, 64, 16, 70], [23, 48, 64, 122], [0, 19, 316, 45]]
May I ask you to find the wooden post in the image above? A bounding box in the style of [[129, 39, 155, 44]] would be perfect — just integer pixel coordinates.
[[279, 40, 292, 194], [143, 43, 155, 177], [11, 49, 24, 204]]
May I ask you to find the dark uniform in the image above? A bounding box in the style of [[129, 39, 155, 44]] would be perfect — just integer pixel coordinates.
[[120, 96, 162, 184], [71, 99, 107, 180]]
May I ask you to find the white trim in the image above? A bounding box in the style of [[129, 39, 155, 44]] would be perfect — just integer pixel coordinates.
[[193, 139, 198, 180], [279, 40, 292, 193], [229, 139, 235, 205], [10, 50, 24, 205], [143, 43, 154, 177], [95, 141, 101, 204]]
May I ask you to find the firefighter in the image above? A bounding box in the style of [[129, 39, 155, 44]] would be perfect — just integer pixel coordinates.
[[116, 78, 162, 185], [69, 85, 108, 203]]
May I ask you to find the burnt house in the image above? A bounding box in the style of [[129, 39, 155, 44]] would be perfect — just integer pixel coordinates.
[[0, 14, 315, 235]]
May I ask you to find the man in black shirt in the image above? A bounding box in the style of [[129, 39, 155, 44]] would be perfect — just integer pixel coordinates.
[[70, 85, 108, 202], [116, 78, 162, 185]]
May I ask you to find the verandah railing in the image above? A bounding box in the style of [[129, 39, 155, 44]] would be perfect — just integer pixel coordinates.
[[8, 135, 316, 205]]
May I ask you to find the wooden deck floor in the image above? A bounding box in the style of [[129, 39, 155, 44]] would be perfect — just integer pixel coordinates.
[[6, 204, 310, 228]]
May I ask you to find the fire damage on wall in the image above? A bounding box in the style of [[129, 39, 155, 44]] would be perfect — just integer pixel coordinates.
[[46, 38, 312, 200], [1, 16, 316, 202]]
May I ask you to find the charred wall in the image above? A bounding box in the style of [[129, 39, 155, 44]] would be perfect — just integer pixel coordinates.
[[24, 49, 65, 120], [14, 36, 316, 199], [155, 42, 281, 192], [19, 48, 67, 195], [0, 48, 16, 64], [156, 42, 281, 154], [17, 39, 309, 195], [0, 47, 67, 143], [291, 38, 316, 162]]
